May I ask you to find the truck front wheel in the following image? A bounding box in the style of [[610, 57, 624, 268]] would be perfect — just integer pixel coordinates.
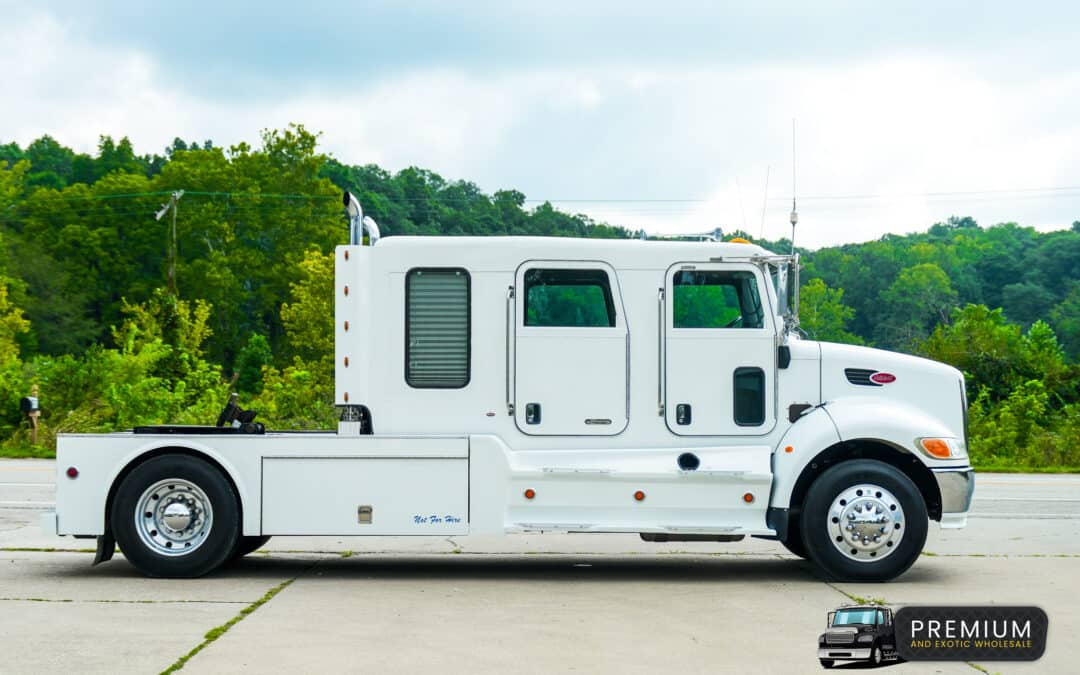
[[800, 459, 928, 582], [111, 454, 240, 578], [780, 517, 808, 558]]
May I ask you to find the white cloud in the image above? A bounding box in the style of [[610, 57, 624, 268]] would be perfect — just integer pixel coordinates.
[[3, 7, 1079, 249]]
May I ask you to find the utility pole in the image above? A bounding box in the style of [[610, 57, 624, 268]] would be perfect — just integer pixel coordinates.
[[155, 190, 184, 295]]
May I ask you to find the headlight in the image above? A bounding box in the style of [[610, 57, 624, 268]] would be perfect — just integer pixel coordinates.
[[857, 633, 874, 643], [916, 437, 967, 460], [818, 634, 826, 646]]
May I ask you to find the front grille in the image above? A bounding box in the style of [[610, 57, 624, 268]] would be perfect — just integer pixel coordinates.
[[845, 368, 881, 387], [826, 633, 855, 645]]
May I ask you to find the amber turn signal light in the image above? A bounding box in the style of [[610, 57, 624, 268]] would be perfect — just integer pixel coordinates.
[[524, 488, 535, 500], [920, 438, 952, 459]]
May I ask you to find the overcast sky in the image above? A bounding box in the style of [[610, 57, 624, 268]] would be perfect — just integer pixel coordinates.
[[2, 1, 1079, 247]]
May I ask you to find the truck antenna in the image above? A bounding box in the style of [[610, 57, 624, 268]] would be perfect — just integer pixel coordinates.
[[789, 119, 798, 254], [759, 165, 770, 239]]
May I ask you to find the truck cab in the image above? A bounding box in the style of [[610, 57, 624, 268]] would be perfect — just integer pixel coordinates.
[[819, 605, 898, 667], [45, 193, 974, 580]]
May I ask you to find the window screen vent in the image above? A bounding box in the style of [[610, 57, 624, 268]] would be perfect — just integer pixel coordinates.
[[844, 368, 881, 387], [406, 268, 470, 388]]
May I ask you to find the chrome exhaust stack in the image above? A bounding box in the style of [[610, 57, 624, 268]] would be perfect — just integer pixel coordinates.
[[343, 191, 381, 246]]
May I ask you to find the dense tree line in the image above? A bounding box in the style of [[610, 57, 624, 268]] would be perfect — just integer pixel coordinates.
[[0, 125, 1077, 469]]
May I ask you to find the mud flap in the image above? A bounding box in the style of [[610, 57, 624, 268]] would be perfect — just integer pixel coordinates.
[[92, 531, 115, 565]]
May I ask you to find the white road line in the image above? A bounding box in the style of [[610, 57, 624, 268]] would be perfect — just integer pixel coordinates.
[[968, 513, 1080, 519], [974, 497, 1080, 502]]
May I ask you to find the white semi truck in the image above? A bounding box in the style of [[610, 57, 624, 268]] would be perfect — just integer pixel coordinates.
[[42, 192, 974, 580]]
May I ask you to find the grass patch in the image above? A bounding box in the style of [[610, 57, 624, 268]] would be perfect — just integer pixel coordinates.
[[160, 578, 294, 674], [339, 550, 354, 559]]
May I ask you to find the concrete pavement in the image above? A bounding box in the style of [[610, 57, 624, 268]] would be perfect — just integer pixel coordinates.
[[1, 459, 1077, 674]]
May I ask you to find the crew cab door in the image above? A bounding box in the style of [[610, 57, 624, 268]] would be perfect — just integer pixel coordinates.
[[663, 262, 776, 436], [513, 261, 628, 435]]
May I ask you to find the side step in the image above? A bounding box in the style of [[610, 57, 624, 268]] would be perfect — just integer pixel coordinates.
[[640, 533, 745, 543]]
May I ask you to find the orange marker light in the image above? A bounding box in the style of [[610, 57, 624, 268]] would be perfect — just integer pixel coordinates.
[[344, 285, 349, 296], [344, 321, 349, 331], [743, 493, 755, 503], [920, 438, 952, 459], [634, 490, 646, 502], [784, 446, 794, 453], [343, 392, 349, 402], [524, 489, 536, 500], [729, 237, 751, 244], [344, 356, 350, 367]]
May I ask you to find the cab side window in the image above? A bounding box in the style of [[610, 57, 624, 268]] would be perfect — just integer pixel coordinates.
[[672, 270, 764, 328], [524, 269, 615, 327]]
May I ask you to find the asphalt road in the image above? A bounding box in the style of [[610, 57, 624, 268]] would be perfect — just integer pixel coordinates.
[[1, 459, 1077, 674]]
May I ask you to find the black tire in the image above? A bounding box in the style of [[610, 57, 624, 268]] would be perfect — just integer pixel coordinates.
[[800, 459, 928, 582], [819, 659, 834, 668], [111, 454, 239, 578], [231, 535, 272, 560], [780, 515, 809, 558]]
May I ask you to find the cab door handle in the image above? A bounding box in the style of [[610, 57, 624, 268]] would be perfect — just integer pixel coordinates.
[[525, 403, 541, 425], [676, 404, 692, 425]]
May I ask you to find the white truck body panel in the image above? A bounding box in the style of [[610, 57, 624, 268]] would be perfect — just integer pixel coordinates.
[[52, 234, 974, 569]]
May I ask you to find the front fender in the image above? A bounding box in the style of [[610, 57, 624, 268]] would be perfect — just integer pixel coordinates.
[[823, 397, 968, 469], [769, 407, 841, 509]]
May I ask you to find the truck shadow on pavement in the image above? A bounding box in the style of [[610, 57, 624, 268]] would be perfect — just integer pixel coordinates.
[[224, 553, 950, 585], [44, 551, 950, 585]]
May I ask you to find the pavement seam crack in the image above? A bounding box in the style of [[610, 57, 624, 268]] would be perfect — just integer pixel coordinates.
[[159, 558, 321, 674], [159, 577, 296, 674]]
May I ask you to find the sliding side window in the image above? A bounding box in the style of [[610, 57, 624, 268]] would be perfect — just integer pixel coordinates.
[[405, 268, 470, 388], [672, 270, 764, 329]]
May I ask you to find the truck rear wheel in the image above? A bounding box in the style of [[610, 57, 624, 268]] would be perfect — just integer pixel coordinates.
[[111, 454, 239, 578], [800, 459, 927, 582]]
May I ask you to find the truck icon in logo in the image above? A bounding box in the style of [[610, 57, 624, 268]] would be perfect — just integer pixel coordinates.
[[818, 604, 899, 668]]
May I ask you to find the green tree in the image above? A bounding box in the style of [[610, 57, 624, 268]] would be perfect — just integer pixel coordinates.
[[1049, 283, 1080, 359], [921, 304, 1024, 402], [877, 263, 959, 349], [280, 249, 334, 366], [798, 278, 863, 344], [235, 334, 273, 394]]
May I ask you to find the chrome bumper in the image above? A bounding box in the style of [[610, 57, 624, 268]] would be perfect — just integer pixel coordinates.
[[932, 466, 974, 528], [818, 647, 871, 660]]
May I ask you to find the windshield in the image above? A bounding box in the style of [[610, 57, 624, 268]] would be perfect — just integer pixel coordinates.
[[832, 609, 876, 626]]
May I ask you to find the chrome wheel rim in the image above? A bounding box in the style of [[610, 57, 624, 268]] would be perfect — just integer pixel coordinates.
[[826, 483, 905, 562], [134, 478, 213, 556]]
